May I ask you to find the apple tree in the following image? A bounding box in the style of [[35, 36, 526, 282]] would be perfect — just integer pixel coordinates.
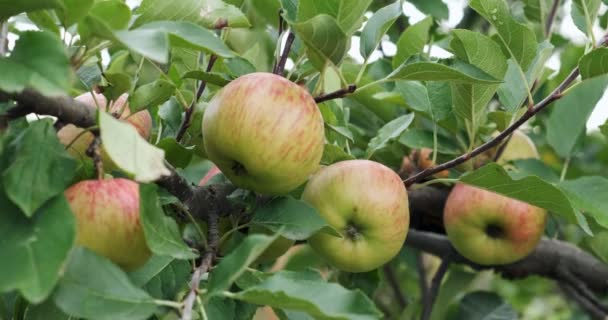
[[1, 0, 608, 319]]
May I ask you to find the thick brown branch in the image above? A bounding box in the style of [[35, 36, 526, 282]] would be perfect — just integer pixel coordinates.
[[176, 55, 217, 142], [421, 256, 451, 320], [314, 84, 357, 103]]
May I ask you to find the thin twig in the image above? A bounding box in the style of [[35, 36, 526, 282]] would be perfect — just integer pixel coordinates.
[[492, 132, 513, 162], [272, 9, 285, 74], [404, 67, 580, 187], [421, 256, 451, 320], [545, 0, 561, 38], [175, 55, 217, 142], [86, 135, 103, 180], [383, 265, 407, 310], [557, 266, 608, 313], [314, 84, 357, 103], [274, 32, 295, 76], [181, 212, 220, 320]]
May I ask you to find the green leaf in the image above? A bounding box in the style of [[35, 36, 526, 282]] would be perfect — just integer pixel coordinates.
[[0, 0, 60, 20], [138, 21, 235, 58], [571, 0, 601, 38], [359, 1, 402, 59], [459, 163, 579, 224], [88, 0, 131, 30], [408, 0, 449, 20], [129, 256, 190, 300], [55, 0, 94, 27], [522, 0, 552, 23], [281, 0, 298, 22], [546, 75, 608, 157], [398, 129, 460, 154], [498, 41, 554, 112], [2, 120, 76, 216], [114, 29, 170, 64], [157, 138, 193, 169], [449, 29, 507, 127], [140, 184, 197, 260], [601, 119, 608, 137], [182, 71, 231, 87], [453, 291, 517, 320], [251, 197, 328, 240], [229, 271, 382, 320], [588, 231, 608, 263], [0, 194, 75, 303], [470, 0, 538, 70], [387, 60, 501, 84], [366, 113, 415, 158], [24, 298, 70, 320], [206, 234, 279, 298], [99, 112, 171, 182], [579, 48, 608, 79], [130, 80, 176, 113], [321, 144, 355, 165], [393, 17, 433, 69], [134, 0, 250, 29], [53, 248, 156, 320], [207, 297, 236, 320], [0, 31, 71, 96], [295, 0, 372, 35], [560, 176, 608, 228], [27, 11, 61, 35], [293, 15, 348, 71]]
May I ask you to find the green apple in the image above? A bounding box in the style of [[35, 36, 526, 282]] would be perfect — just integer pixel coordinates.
[[202, 72, 325, 195], [302, 160, 410, 273], [249, 225, 295, 263], [57, 92, 153, 169], [496, 130, 539, 164], [444, 183, 547, 265], [64, 178, 151, 270]]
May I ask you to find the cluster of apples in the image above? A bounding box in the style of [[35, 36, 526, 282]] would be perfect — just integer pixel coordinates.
[[59, 72, 546, 273]]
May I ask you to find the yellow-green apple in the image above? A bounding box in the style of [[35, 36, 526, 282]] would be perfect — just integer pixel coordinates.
[[202, 72, 324, 195], [64, 178, 151, 270], [495, 130, 539, 164], [57, 92, 153, 169], [302, 160, 410, 272], [249, 225, 295, 263], [444, 183, 547, 265]]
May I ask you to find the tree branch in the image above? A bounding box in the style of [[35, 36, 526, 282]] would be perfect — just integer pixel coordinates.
[[274, 32, 295, 76], [545, 0, 561, 37], [314, 84, 357, 103], [420, 255, 451, 320], [403, 67, 580, 187], [175, 54, 217, 142]]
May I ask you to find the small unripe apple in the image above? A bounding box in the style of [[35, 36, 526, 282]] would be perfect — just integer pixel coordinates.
[[496, 130, 539, 164], [249, 225, 295, 263], [203, 72, 325, 195], [57, 92, 153, 170], [64, 178, 151, 270], [444, 184, 547, 265], [302, 160, 410, 273]]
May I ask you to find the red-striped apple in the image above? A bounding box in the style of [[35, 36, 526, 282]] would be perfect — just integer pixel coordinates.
[[202, 72, 324, 195], [302, 160, 410, 272], [64, 178, 151, 270]]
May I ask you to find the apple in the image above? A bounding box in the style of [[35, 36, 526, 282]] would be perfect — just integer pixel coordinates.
[[249, 225, 295, 263], [202, 72, 325, 195], [443, 183, 547, 265], [302, 160, 410, 273], [495, 130, 539, 164], [64, 178, 151, 270], [57, 92, 153, 170]]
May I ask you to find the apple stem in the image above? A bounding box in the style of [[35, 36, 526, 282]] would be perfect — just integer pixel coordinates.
[[314, 84, 357, 104]]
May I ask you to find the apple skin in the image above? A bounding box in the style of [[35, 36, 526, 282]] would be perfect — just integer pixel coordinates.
[[64, 178, 151, 270], [496, 130, 539, 164], [57, 92, 153, 169], [302, 160, 410, 273], [202, 72, 325, 195], [444, 183, 547, 265]]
